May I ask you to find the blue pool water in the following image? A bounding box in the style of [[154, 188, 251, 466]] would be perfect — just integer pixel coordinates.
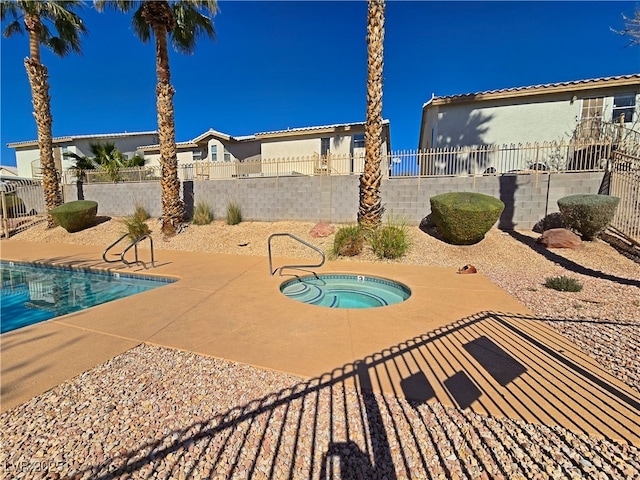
[[280, 274, 410, 309], [1, 262, 175, 334]]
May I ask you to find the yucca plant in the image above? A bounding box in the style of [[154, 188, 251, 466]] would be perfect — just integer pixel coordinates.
[[369, 217, 411, 259], [192, 201, 213, 225], [133, 204, 150, 222], [544, 276, 583, 292], [122, 215, 151, 241], [226, 200, 242, 225], [332, 225, 364, 257]]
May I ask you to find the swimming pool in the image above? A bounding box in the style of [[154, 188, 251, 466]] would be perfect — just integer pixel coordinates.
[[280, 274, 411, 309], [0, 261, 175, 334]]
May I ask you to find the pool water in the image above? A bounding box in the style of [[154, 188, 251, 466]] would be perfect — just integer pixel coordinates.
[[1, 262, 175, 334], [280, 274, 410, 309]]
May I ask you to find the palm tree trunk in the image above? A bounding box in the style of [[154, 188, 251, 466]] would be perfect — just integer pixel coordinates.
[[25, 58, 62, 227], [150, 14, 184, 236], [359, 0, 386, 231], [156, 81, 184, 235]]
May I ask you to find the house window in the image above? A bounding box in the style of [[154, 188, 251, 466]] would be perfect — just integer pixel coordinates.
[[353, 134, 365, 149], [193, 150, 203, 161], [210, 144, 218, 162], [581, 97, 604, 121], [321, 138, 330, 157], [223, 147, 232, 162], [612, 94, 636, 123]]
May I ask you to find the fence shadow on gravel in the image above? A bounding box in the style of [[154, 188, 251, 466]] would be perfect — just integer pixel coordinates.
[[69, 311, 640, 480], [506, 230, 640, 288]]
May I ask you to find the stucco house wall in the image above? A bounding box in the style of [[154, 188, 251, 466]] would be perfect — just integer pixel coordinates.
[[8, 132, 158, 179], [261, 137, 322, 159], [419, 75, 640, 150]]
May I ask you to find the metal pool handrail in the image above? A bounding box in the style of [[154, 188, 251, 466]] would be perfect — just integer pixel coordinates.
[[102, 233, 156, 269], [102, 234, 130, 264], [121, 234, 155, 269], [268, 233, 325, 276]]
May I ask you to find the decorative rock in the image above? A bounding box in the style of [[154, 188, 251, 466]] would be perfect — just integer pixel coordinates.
[[309, 222, 335, 238], [458, 264, 477, 274], [537, 228, 582, 249]]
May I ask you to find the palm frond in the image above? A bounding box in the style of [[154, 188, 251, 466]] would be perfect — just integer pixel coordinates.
[[131, 5, 151, 43], [2, 19, 24, 38], [170, 1, 216, 54], [94, 0, 138, 13], [4, 1, 87, 57]]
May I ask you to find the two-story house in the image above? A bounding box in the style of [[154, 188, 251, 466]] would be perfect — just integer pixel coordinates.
[[7, 131, 159, 179]]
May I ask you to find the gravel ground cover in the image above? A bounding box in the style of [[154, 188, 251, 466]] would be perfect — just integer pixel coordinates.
[[2, 219, 639, 478], [2, 344, 639, 479]]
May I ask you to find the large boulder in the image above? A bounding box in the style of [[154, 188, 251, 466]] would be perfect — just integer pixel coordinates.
[[537, 228, 582, 249], [309, 222, 335, 238]]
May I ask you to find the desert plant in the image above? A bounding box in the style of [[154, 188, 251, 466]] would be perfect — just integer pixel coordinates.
[[122, 215, 151, 241], [49, 200, 98, 233], [192, 201, 213, 225], [332, 225, 364, 257], [544, 276, 583, 292], [430, 192, 505, 245], [133, 204, 150, 222], [557, 194, 620, 241], [368, 217, 411, 259], [226, 200, 243, 225]]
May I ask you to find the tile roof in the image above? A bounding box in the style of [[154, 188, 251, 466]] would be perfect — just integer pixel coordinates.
[[255, 120, 390, 137], [6, 131, 158, 148], [423, 74, 640, 107]]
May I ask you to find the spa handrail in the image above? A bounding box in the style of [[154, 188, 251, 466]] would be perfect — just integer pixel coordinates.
[[268, 233, 325, 276]]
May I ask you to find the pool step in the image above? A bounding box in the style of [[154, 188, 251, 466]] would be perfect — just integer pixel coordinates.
[[282, 283, 325, 305]]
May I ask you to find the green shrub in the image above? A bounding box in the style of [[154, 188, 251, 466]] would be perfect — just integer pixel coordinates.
[[133, 204, 150, 222], [226, 200, 243, 225], [430, 192, 505, 245], [557, 194, 619, 241], [192, 201, 213, 225], [369, 218, 411, 259], [332, 225, 364, 257], [544, 276, 583, 292], [122, 215, 151, 240], [49, 200, 98, 233]]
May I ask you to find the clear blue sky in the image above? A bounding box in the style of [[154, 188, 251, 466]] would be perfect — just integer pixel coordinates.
[[1, 1, 638, 167]]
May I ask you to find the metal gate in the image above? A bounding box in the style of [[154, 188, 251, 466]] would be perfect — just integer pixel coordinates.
[[0, 178, 46, 238], [609, 149, 640, 245]]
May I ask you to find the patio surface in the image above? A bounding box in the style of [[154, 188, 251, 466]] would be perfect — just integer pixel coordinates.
[[1, 240, 639, 446]]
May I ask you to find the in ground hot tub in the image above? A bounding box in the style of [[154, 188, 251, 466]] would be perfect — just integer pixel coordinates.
[[280, 274, 410, 309]]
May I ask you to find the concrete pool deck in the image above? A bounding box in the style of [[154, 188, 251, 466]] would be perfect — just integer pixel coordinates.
[[2, 240, 639, 446]]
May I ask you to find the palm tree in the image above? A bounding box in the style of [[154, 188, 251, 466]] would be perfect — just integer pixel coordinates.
[[358, 0, 385, 231], [1, 1, 87, 227], [64, 142, 146, 184], [95, 0, 217, 235]]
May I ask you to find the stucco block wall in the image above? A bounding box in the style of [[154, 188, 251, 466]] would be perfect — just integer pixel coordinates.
[[63, 183, 162, 217], [381, 172, 604, 230], [194, 175, 359, 223], [61, 171, 604, 231]]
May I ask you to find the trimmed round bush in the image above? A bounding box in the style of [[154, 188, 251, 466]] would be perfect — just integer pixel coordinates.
[[49, 200, 98, 233], [557, 194, 619, 241], [430, 192, 505, 245]]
